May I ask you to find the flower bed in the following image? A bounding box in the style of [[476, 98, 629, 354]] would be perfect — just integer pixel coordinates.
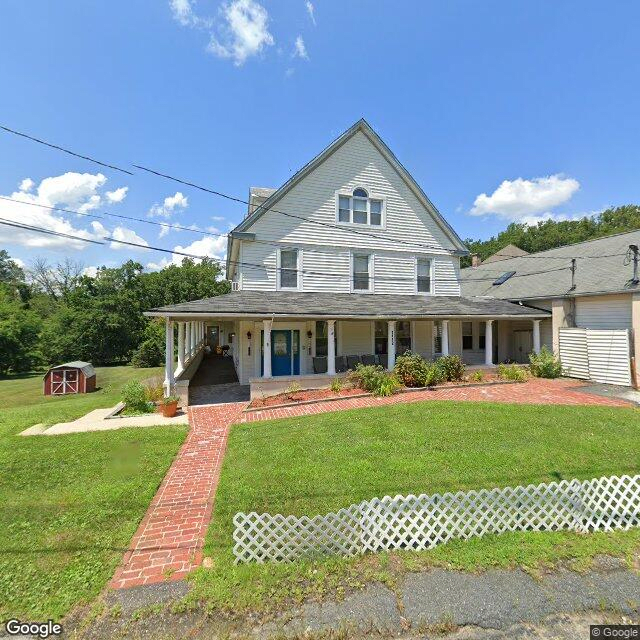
[[245, 370, 519, 411]]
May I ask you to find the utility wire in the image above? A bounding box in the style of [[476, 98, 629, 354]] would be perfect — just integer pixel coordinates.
[[0, 217, 574, 285], [0, 125, 133, 175], [0, 122, 460, 255]]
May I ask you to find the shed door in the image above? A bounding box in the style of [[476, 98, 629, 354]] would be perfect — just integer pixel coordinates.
[[51, 369, 79, 394]]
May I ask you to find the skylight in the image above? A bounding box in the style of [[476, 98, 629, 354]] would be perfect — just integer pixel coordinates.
[[493, 271, 516, 286]]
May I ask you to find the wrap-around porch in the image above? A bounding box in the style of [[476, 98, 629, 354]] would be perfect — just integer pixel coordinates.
[[160, 315, 548, 405]]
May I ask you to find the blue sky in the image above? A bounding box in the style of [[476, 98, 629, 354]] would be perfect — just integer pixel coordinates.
[[1, 0, 639, 273]]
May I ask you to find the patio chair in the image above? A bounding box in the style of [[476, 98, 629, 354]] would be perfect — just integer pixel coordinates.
[[346, 355, 362, 370], [361, 354, 376, 366], [335, 356, 348, 373], [313, 356, 328, 374], [377, 353, 388, 369]]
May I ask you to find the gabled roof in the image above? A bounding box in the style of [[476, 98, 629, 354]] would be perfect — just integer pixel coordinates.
[[461, 230, 640, 300], [482, 244, 529, 264], [227, 119, 468, 275], [46, 361, 95, 377]]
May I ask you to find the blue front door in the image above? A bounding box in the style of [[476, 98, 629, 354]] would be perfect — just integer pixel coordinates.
[[261, 329, 300, 376]]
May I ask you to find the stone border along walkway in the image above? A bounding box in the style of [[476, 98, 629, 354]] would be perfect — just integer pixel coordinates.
[[111, 378, 633, 590]]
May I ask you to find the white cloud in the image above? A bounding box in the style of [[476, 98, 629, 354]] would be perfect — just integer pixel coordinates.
[[293, 35, 308, 60], [91, 220, 149, 250], [170, 0, 195, 25], [0, 172, 115, 250], [211, 215, 226, 222], [148, 191, 189, 218], [146, 234, 227, 271], [19, 178, 34, 192], [469, 174, 580, 222], [208, 0, 274, 66], [306, 0, 316, 25], [106, 186, 128, 203]]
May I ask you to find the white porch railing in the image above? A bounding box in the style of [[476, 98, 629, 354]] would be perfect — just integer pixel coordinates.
[[232, 474, 640, 564]]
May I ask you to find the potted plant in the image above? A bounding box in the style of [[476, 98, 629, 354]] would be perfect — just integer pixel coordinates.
[[160, 395, 180, 417]]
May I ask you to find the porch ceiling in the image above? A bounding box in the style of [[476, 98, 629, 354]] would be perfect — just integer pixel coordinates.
[[146, 291, 550, 320]]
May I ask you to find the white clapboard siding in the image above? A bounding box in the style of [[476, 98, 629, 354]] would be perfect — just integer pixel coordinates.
[[558, 328, 590, 379], [559, 327, 632, 386], [434, 257, 461, 296], [585, 329, 632, 386], [575, 294, 632, 330], [301, 248, 351, 293], [243, 132, 457, 254], [373, 253, 417, 295]]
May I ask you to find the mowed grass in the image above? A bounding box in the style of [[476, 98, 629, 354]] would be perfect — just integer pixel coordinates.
[[188, 400, 640, 614], [0, 367, 187, 620]]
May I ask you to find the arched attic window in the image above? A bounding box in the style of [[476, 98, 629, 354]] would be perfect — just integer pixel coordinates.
[[337, 188, 383, 226]]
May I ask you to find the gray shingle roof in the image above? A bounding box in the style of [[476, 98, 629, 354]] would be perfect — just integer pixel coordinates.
[[147, 291, 548, 318], [461, 230, 640, 300], [49, 361, 96, 377]]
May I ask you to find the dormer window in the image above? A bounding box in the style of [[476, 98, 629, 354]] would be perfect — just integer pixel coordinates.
[[336, 188, 384, 227]]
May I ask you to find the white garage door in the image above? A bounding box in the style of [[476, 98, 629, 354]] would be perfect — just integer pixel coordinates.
[[558, 327, 632, 386], [575, 295, 632, 330]]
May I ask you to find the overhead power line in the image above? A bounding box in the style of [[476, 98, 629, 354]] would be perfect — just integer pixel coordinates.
[[0, 122, 460, 255], [0, 125, 133, 175], [0, 217, 574, 285]]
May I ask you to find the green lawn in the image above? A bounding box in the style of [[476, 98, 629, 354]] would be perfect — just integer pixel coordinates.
[[0, 366, 187, 620], [188, 400, 640, 614]]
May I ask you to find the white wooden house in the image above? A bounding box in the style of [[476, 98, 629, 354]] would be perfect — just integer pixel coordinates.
[[147, 120, 550, 403]]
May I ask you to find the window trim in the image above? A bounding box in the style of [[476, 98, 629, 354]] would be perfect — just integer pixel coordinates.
[[350, 251, 374, 293], [276, 247, 302, 291], [415, 256, 434, 295], [335, 188, 386, 229]]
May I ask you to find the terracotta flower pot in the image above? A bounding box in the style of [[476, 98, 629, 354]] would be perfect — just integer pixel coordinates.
[[161, 401, 178, 418]]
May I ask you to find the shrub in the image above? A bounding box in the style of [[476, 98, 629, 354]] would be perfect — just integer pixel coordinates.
[[131, 339, 163, 368], [394, 351, 431, 387], [350, 364, 401, 396], [470, 370, 485, 382], [423, 361, 446, 387], [330, 377, 342, 393], [529, 346, 563, 379], [497, 363, 528, 382], [143, 377, 164, 402], [436, 355, 465, 382], [121, 380, 152, 412]]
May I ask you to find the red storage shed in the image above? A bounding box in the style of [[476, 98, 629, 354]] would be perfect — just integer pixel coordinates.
[[43, 361, 97, 396]]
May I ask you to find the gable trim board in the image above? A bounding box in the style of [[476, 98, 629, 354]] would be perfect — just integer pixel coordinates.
[[227, 119, 468, 279]]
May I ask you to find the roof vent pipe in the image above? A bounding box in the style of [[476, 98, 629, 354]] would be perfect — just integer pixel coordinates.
[[569, 258, 577, 291]]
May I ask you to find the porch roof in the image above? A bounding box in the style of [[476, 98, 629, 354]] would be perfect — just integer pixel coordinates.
[[146, 291, 550, 320]]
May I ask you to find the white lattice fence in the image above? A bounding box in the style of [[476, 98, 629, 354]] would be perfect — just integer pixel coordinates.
[[233, 475, 640, 563]]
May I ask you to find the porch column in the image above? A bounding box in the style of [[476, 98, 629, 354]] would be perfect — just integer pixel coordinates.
[[442, 320, 450, 356], [485, 320, 494, 365], [327, 320, 336, 375], [263, 319, 272, 378], [387, 320, 396, 370], [532, 319, 541, 354], [190, 321, 196, 355], [177, 321, 185, 373], [164, 318, 175, 396], [184, 322, 191, 359]]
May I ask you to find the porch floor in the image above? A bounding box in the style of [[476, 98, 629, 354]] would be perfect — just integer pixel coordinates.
[[188, 354, 249, 406]]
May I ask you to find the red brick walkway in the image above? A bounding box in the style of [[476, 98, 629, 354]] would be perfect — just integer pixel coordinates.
[[110, 402, 245, 590], [243, 378, 631, 422], [111, 378, 632, 589]]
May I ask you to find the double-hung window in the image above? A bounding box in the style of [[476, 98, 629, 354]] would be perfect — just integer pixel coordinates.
[[337, 188, 383, 226], [352, 253, 371, 291], [479, 322, 486, 349], [462, 321, 473, 350], [417, 258, 432, 293], [315, 320, 337, 357], [278, 248, 299, 289]]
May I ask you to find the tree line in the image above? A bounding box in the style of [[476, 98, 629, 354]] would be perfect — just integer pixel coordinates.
[[0, 253, 229, 375], [462, 204, 640, 266]]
